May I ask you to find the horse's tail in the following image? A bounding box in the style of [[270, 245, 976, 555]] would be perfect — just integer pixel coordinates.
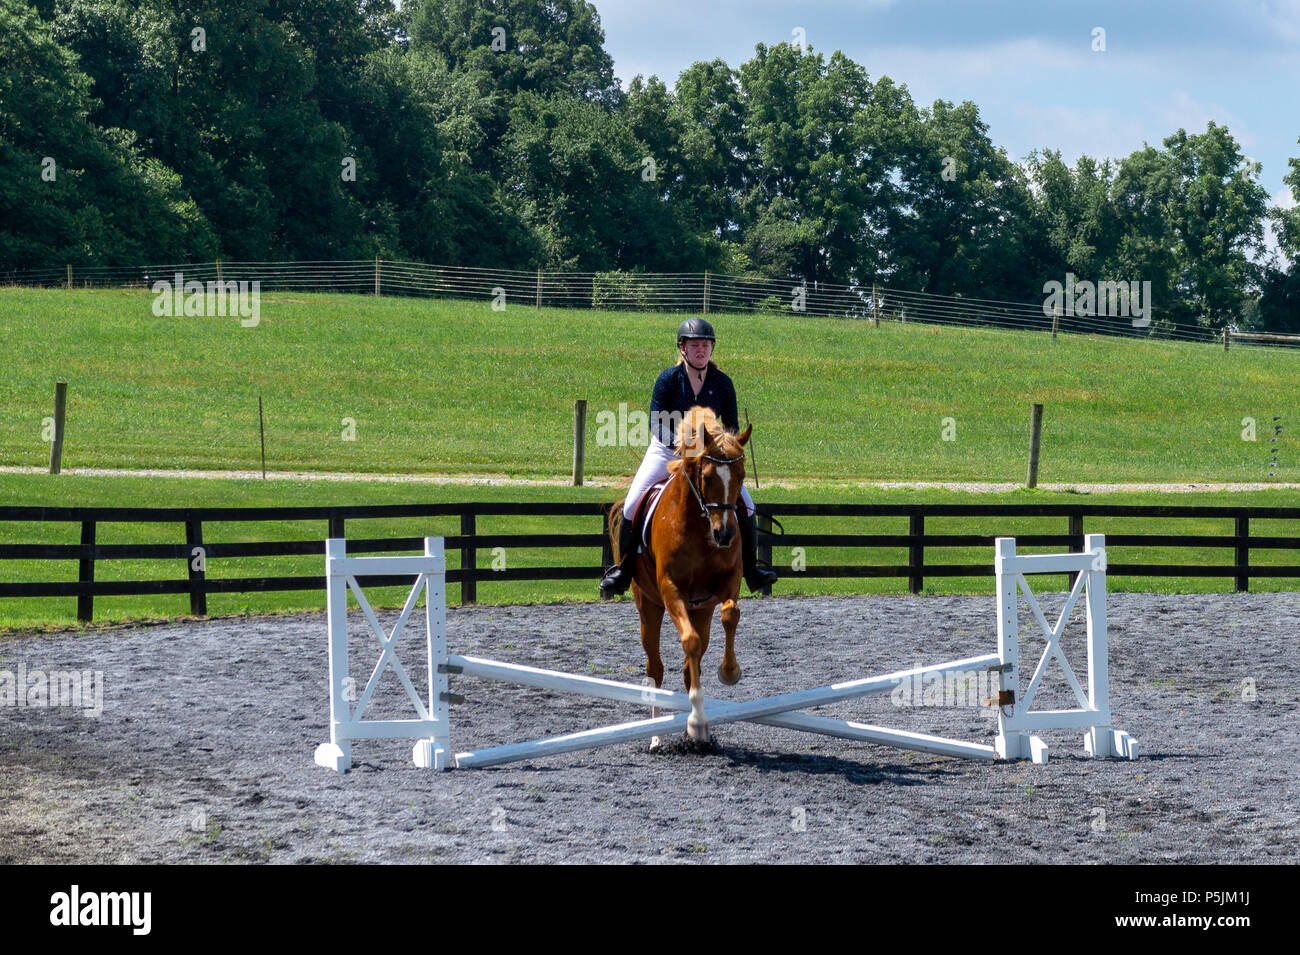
[[608, 498, 627, 561]]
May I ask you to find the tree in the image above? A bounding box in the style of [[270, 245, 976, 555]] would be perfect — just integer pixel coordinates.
[[1158, 123, 1269, 331], [349, 45, 534, 264], [50, 0, 373, 259], [888, 98, 1039, 300], [0, 0, 216, 270], [672, 59, 746, 243], [1259, 135, 1300, 331], [738, 43, 893, 285], [407, 0, 621, 177], [408, 0, 619, 105], [502, 91, 703, 270]]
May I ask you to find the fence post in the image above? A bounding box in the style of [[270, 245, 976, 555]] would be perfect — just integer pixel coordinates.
[[78, 520, 96, 623], [258, 396, 267, 479], [1052, 304, 1060, 338], [461, 510, 477, 604], [1223, 328, 1230, 351], [374, 256, 380, 296], [872, 283, 879, 326], [702, 270, 711, 315], [186, 519, 207, 616], [66, 264, 72, 289], [1026, 403, 1044, 488], [1068, 513, 1084, 552], [908, 513, 924, 594], [1068, 512, 1084, 590], [49, 380, 67, 474], [536, 270, 542, 309], [1235, 513, 1249, 592], [572, 399, 587, 486]]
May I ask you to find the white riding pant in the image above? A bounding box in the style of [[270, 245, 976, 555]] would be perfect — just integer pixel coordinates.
[[623, 439, 755, 520]]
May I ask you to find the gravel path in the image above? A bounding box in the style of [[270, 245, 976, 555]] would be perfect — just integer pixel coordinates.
[[2, 591, 1296, 864], [4, 464, 1296, 493]]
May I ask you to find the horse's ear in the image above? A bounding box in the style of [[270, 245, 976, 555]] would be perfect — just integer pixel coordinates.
[[737, 423, 752, 446]]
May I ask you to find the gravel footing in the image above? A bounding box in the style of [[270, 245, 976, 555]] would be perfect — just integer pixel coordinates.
[[2, 592, 1295, 864]]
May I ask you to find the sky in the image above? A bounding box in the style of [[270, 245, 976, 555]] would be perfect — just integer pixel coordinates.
[[593, 0, 1300, 256]]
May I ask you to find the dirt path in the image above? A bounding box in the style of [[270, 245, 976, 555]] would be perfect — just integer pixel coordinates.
[[3, 464, 1295, 493]]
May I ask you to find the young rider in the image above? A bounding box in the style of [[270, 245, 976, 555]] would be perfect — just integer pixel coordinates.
[[600, 317, 778, 596]]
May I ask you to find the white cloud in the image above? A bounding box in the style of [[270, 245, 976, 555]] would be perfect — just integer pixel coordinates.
[[1007, 103, 1151, 166], [857, 38, 1091, 92], [1258, 0, 1300, 41], [1156, 91, 1257, 151]]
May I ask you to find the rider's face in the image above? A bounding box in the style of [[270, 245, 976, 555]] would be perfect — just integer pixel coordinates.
[[680, 338, 713, 368]]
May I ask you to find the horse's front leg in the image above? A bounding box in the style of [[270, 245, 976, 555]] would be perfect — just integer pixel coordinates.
[[682, 606, 715, 742], [717, 595, 741, 686], [635, 590, 666, 750], [661, 582, 711, 741]]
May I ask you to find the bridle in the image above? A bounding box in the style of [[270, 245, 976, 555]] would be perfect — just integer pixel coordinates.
[[682, 447, 746, 521]]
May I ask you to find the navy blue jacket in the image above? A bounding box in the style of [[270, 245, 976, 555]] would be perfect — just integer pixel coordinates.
[[650, 362, 739, 447]]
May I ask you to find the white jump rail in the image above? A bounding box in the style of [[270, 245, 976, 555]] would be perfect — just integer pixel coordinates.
[[315, 534, 1136, 772]]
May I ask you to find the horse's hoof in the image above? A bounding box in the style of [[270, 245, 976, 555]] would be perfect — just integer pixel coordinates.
[[717, 663, 741, 686], [649, 736, 662, 752], [686, 719, 709, 743]]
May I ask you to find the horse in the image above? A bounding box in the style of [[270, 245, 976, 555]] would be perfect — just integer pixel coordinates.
[[607, 406, 752, 746]]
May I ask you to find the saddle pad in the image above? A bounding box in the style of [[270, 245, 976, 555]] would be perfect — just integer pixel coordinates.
[[634, 476, 673, 550]]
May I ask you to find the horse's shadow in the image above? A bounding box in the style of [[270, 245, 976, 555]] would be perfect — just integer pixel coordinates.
[[649, 733, 969, 786]]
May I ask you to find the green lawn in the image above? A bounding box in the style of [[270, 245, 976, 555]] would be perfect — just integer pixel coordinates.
[[1, 287, 1291, 482], [1, 287, 1297, 632]]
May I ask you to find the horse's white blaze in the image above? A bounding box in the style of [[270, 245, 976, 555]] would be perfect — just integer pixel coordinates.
[[717, 465, 730, 504]]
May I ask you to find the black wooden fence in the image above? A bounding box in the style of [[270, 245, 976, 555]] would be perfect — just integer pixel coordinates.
[[1, 502, 1297, 623]]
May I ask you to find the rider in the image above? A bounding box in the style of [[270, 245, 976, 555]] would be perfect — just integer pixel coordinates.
[[600, 317, 778, 597]]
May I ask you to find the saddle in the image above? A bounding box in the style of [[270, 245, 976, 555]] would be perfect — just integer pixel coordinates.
[[629, 477, 672, 551]]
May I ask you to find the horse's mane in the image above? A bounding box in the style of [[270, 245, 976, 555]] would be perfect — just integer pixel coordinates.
[[668, 406, 744, 476]]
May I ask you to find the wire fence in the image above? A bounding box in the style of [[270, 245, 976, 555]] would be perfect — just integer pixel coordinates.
[[0, 258, 1275, 349]]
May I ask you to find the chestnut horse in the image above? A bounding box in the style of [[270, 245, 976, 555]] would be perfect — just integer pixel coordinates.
[[607, 406, 752, 746]]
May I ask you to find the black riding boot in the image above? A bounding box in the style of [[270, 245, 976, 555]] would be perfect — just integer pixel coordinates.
[[600, 514, 642, 597], [738, 510, 778, 593]]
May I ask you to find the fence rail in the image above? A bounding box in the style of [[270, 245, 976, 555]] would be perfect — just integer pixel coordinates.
[[1, 502, 1297, 623], [4, 258, 1273, 347]]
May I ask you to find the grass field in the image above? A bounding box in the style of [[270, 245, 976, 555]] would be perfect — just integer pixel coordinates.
[[1, 287, 1292, 481], [2, 287, 1297, 631]]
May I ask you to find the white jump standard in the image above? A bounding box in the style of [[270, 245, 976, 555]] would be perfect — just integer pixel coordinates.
[[314, 535, 1137, 772]]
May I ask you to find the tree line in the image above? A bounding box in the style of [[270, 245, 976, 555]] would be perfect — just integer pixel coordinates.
[[3, 0, 1297, 334]]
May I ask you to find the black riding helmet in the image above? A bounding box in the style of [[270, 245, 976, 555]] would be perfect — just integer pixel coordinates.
[[677, 317, 716, 345]]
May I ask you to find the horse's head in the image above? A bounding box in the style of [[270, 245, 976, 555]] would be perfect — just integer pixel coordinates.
[[674, 406, 752, 547]]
